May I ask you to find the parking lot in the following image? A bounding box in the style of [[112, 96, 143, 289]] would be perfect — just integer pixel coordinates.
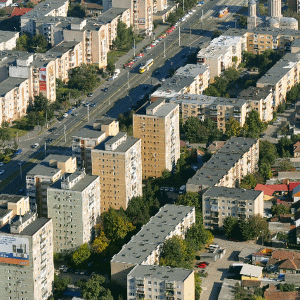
[[200, 237, 260, 300]]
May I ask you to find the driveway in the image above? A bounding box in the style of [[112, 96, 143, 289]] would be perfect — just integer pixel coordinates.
[[200, 237, 260, 300]]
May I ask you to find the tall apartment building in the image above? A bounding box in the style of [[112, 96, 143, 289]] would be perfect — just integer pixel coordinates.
[[0, 194, 53, 300], [26, 154, 77, 217], [133, 99, 180, 179], [153, 0, 167, 12], [111, 204, 195, 286], [197, 35, 246, 82], [150, 64, 210, 102], [257, 52, 300, 109], [127, 265, 195, 300], [0, 31, 19, 50], [187, 137, 259, 192], [202, 187, 264, 230], [47, 170, 100, 252], [91, 132, 142, 212], [72, 117, 119, 173], [238, 86, 274, 122]]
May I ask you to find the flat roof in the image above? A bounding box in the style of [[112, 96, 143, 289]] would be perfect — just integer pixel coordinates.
[[27, 164, 61, 177], [202, 152, 242, 170], [136, 100, 178, 118], [96, 7, 127, 24], [238, 86, 272, 100], [94, 135, 140, 153], [174, 64, 209, 77], [0, 31, 18, 44], [94, 116, 117, 125], [218, 137, 257, 154], [203, 186, 262, 200], [20, 217, 51, 236], [0, 77, 28, 97], [155, 76, 196, 94], [128, 265, 193, 282], [47, 40, 80, 56], [73, 125, 106, 139], [43, 154, 72, 163]]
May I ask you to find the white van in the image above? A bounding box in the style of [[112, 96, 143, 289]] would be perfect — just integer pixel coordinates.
[[209, 244, 219, 250]]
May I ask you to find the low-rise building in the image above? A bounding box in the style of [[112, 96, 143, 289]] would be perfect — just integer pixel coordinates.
[[202, 187, 264, 230], [0, 31, 19, 50], [127, 265, 195, 300], [26, 154, 77, 217], [47, 170, 100, 252], [133, 99, 180, 179], [0, 0, 12, 8], [0, 194, 53, 300], [294, 141, 300, 158], [91, 132, 142, 212], [111, 204, 195, 286]]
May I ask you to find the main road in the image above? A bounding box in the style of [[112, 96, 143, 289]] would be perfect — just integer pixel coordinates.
[[0, 0, 244, 194]]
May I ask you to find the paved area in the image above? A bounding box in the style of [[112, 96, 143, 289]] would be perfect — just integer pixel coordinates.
[[200, 237, 260, 300]]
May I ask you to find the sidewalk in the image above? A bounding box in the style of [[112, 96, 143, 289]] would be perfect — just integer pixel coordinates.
[[115, 24, 170, 69]]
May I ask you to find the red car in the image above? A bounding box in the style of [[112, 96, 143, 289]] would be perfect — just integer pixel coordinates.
[[136, 53, 144, 57], [124, 61, 134, 69], [197, 262, 209, 268]]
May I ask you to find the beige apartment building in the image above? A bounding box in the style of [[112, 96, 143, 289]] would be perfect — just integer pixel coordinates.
[[26, 154, 77, 217], [153, 0, 167, 12], [47, 170, 100, 252], [72, 117, 119, 173], [150, 64, 210, 102], [238, 86, 274, 122], [0, 31, 19, 50], [127, 265, 195, 300], [187, 137, 259, 192], [111, 204, 195, 286], [133, 99, 180, 179], [0, 194, 53, 300], [202, 187, 264, 230], [91, 132, 142, 212]]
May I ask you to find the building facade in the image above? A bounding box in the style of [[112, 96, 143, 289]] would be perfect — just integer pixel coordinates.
[[133, 99, 180, 179], [47, 170, 100, 252], [0, 31, 19, 50]]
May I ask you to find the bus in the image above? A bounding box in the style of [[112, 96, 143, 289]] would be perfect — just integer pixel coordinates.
[[139, 58, 154, 73], [219, 6, 229, 18]]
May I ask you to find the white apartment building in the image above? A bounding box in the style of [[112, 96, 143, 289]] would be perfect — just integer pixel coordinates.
[[197, 35, 246, 82], [91, 132, 142, 212], [111, 204, 196, 287], [202, 186, 264, 230], [0, 31, 19, 50], [0, 194, 53, 300], [127, 265, 195, 300], [47, 170, 100, 252]]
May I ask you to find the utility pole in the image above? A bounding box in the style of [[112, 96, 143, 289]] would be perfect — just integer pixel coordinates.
[[44, 141, 47, 158], [87, 105, 90, 123], [179, 27, 180, 46], [127, 71, 130, 89], [45, 111, 48, 128], [201, 10, 203, 30], [133, 39, 136, 57], [164, 40, 166, 58], [20, 163, 22, 180], [64, 125, 66, 143], [190, 23, 191, 38]]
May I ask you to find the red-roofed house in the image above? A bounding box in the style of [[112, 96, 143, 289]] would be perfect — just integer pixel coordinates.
[[81, 0, 103, 18], [0, 0, 12, 8], [255, 184, 289, 200], [294, 142, 300, 158], [10, 7, 32, 17], [278, 259, 300, 273], [264, 284, 300, 300], [255, 184, 275, 200]]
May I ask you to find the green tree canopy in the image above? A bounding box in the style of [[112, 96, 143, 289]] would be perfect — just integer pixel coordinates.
[[244, 110, 266, 138], [72, 243, 91, 267], [68, 4, 85, 18], [112, 22, 135, 51], [271, 204, 290, 216], [54, 274, 71, 297], [260, 140, 278, 165], [226, 117, 242, 138], [81, 275, 113, 300]]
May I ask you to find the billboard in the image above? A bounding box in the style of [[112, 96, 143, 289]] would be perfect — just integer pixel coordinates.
[[0, 235, 29, 266], [39, 67, 47, 92]]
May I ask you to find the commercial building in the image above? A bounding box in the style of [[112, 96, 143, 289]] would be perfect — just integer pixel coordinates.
[[26, 154, 77, 217], [150, 64, 210, 102], [257, 52, 300, 108], [133, 99, 180, 179], [72, 117, 119, 173], [0, 31, 19, 50], [111, 204, 196, 286], [127, 265, 195, 300], [0, 194, 53, 300], [47, 170, 100, 252], [202, 186, 264, 230], [197, 35, 246, 82], [238, 86, 274, 122], [187, 137, 259, 192], [91, 132, 142, 212]]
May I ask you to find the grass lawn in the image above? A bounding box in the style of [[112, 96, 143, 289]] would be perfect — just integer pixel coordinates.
[[107, 50, 128, 64]]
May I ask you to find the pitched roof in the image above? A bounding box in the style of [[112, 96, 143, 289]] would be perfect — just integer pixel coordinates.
[[289, 182, 300, 191], [266, 257, 279, 267], [81, 1, 103, 9], [255, 184, 275, 196], [264, 284, 300, 300], [272, 250, 300, 261], [278, 259, 299, 270], [255, 184, 289, 196], [294, 142, 300, 153], [10, 7, 32, 17]]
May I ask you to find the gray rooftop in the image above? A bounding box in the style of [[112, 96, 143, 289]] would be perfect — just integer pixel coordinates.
[[218, 279, 239, 300], [128, 265, 193, 282], [156, 76, 196, 93], [137, 99, 178, 118], [203, 152, 242, 171], [291, 38, 300, 49], [0, 77, 28, 97], [47, 40, 80, 56], [27, 164, 61, 177], [94, 116, 117, 125], [96, 7, 127, 24], [219, 137, 257, 154], [43, 154, 72, 163], [257, 53, 300, 86], [20, 217, 51, 236], [73, 125, 105, 139], [238, 86, 272, 101], [111, 205, 195, 265], [203, 186, 262, 200], [0, 31, 18, 44], [174, 64, 209, 77]]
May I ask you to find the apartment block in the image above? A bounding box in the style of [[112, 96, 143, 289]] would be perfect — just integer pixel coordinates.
[[150, 64, 210, 102], [26, 154, 77, 217], [197, 35, 246, 82], [133, 99, 180, 179], [238, 86, 274, 122], [187, 137, 259, 192], [47, 170, 100, 252], [0, 31, 19, 50], [257, 52, 300, 109], [127, 265, 195, 300], [72, 117, 119, 172], [153, 0, 167, 12], [202, 186, 264, 230], [0, 194, 53, 300], [91, 132, 142, 212], [111, 204, 196, 286], [20, 0, 69, 34]]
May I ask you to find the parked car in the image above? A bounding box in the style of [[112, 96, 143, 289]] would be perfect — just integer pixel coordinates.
[[197, 262, 209, 268], [63, 113, 69, 118], [87, 93, 93, 97], [72, 112, 79, 116], [0, 162, 3, 167], [0, 170, 4, 175], [103, 88, 108, 92], [46, 138, 53, 143], [90, 102, 96, 107], [31, 143, 39, 149], [15, 149, 22, 155]]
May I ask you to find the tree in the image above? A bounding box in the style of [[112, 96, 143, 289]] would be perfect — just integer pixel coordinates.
[[81, 275, 113, 300], [212, 30, 222, 39], [54, 274, 71, 296], [112, 22, 135, 51], [271, 204, 290, 216], [278, 283, 296, 292], [0, 8, 5, 17], [30, 34, 48, 53], [91, 231, 109, 255], [239, 174, 258, 189], [72, 243, 91, 267], [278, 159, 295, 172], [247, 215, 269, 240], [68, 4, 85, 18], [106, 60, 116, 75], [244, 110, 265, 138], [259, 162, 272, 180], [16, 34, 30, 51], [26, 1, 35, 8], [186, 223, 212, 250], [237, 15, 247, 28], [226, 117, 242, 138], [259, 140, 278, 165], [223, 216, 238, 238]]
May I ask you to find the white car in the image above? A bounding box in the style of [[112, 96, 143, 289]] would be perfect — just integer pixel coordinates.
[[63, 113, 68, 118], [0, 170, 4, 175], [0, 162, 3, 167]]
